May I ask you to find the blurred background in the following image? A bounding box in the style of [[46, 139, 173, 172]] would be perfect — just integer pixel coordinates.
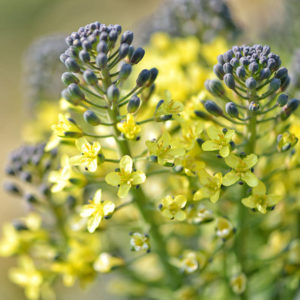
[[0, 0, 299, 298]]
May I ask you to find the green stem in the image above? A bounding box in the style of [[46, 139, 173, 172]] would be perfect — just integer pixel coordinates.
[[104, 73, 182, 290]]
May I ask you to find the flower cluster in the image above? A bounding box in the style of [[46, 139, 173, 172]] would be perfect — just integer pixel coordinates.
[[2, 20, 300, 300]]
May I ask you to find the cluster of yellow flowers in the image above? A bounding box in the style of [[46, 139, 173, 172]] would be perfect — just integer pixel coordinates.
[[1, 21, 300, 300]]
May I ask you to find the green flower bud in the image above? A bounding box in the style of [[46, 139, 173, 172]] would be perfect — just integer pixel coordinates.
[[83, 70, 98, 85], [204, 100, 223, 116], [277, 94, 288, 107], [83, 110, 101, 126], [269, 78, 281, 92], [275, 67, 288, 80], [223, 62, 233, 74], [249, 62, 259, 73], [236, 66, 246, 80], [97, 41, 108, 53], [61, 72, 79, 85], [4, 182, 22, 195], [225, 102, 239, 118], [147, 68, 159, 86], [79, 50, 90, 63], [259, 68, 271, 80], [127, 95, 141, 113], [136, 69, 151, 87], [224, 74, 235, 89], [119, 43, 129, 59], [107, 84, 120, 102], [194, 110, 210, 120], [121, 30, 134, 45]]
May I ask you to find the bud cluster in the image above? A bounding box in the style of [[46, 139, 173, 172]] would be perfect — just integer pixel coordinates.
[[138, 0, 240, 43]]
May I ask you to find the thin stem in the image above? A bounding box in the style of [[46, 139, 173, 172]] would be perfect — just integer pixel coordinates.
[[137, 118, 154, 125], [83, 98, 108, 109]]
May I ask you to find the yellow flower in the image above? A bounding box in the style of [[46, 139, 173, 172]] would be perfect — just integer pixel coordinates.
[[202, 126, 234, 157], [0, 223, 20, 257], [70, 138, 102, 172], [49, 154, 72, 192], [155, 98, 184, 117], [159, 195, 187, 221], [45, 113, 82, 151], [223, 153, 258, 187], [130, 232, 150, 252], [105, 155, 146, 198], [242, 181, 281, 214], [9, 256, 43, 300], [80, 189, 115, 233], [215, 217, 234, 240], [146, 131, 185, 165], [193, 169, 222, 203], [180, 121, 204, 150], [94, 253, 124, 273], [277, 132, 298, 152], [117, 113, 141, 140], [230, 273, 247, 295]]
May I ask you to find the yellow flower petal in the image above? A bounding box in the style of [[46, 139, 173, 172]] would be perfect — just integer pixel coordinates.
[[202, 140, 219, 151], [118, 184, 131, 198], [87, 213, 102, 233], [225, 154, 240, 169], [105, 172, 121, 186], [222, 170, 239, 186], [120, 155, 133, 174], [241, 171, 258, 187]]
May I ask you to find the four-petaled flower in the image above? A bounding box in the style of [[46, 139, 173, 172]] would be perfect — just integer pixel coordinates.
[[215, 217, 234, 240], [130, 232, 150, 252], [223, 153, 258, 187], [159, 194, 187, 221], [155, 98, 184, 117], [70, 138, 102, 172], [230, 273, 247, 295], [242, 181, 280, 213], [80, 189, 115, 233], [146, 131, 185, 165], [193, 169, 222, 203], [202, 126, 234, 157], [117, 113, 141, 140], [105, 155, 146, 198], [175, 251, 206, 274]]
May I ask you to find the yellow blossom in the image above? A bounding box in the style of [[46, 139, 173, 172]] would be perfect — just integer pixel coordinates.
[[80, 189, 115, 233], [117, 113, 141, 140], [70, 137, 102, 172], [159, 195, 187, 221], [175, 251, 206, 273], [9, 256, 43, 300], [94, 253, 124, 273], [155, 98, 184, 117], [230, 273, 247, 295], [105, 155, 146, 198], [186, 204, 214, 224], [45, 113, 82, 151], [223, 153, 258, 187], [49, 154, 72, 192], [130, 232, 150, 252], [242, 181, 281, 213], [146, 131, 185, 165], [193, 169, 222, 203], [202, 126, 234, 157]]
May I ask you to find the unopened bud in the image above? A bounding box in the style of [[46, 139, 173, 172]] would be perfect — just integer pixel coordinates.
[[65, 57, 80, 73], [127, 95, 141, 113], [130, 47, 145, 64], [277, 94, 288, 107], [107, 84, 120, 102], [83, 110, 101, 126], [213, 64, 225, 80], [204, 100, 223, 116], [136, 69, 150, 87], [225, 102, 239, 118], [245, 77, 257, 89], [83, 70, 98, 85], [224, 74, 235, 89], [62, 72, 79, 85], [119, 63, 132, 81], [96, 53, 108, 68]]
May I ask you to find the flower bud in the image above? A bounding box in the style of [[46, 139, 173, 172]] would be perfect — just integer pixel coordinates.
[[79, 50, 90, 63], [130, 47, 145, 64], [68, 83, 85, 100], [194, 110, 210, 120], [147, 68, 159, 85], [277, 94, 288, 107], [224, 74, 235, 89], [107, 84, 120, 102], [136, 69, 151, 87], [213, 64, 224, 80], [245, 77, 257, 90], [204, 100, 223, 116], [223, 62, 233, 74], [259, 68, 271, 80], [280, 76, 290, 91], [61, 72, 79, 85], [249, 62, 259, 73], [269, 78, 281, 92], [275, 67, 288, 80], [4, 182, 22, 195], [65, 57, 81, 73], [119, 43, 129, 59], [249, 101, 259, 111], [127, 95, 141, 113], [205, 80, 225, 97], [119, 63, 132, 81], [83, 70, 98, 85], [97, 41, 108, 53], [83, 110, 101, 126], [96, 53, 108, 68], [225, 102, 239, 118], [277, 132, 298, 152], [236, 66, 246, 80], [121, 30, 134, 45]]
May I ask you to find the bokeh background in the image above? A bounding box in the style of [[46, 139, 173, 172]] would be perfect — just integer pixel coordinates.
[[0, 0, 298, 298]]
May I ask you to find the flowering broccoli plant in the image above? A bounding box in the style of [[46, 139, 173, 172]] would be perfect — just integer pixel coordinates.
[[2, 21, 300, 300]]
